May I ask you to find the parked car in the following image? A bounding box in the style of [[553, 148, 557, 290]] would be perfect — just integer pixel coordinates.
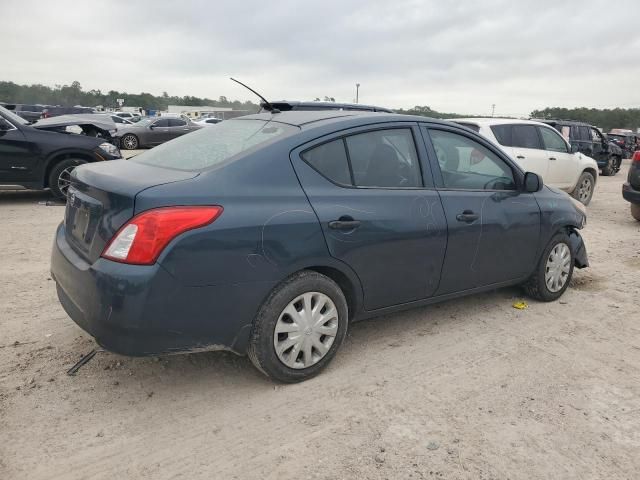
[[51, 111, 589, 382], [3, 103, 48, 122], [113, 111, 141, 122], [0, 105, 121, 199], [194, 117, 222, 126], [113, 116, 202, 149], [607, 132, 637, 158], [622, 150, 640, 221], [453, 118, 599, 205], [536, 120, 623, 176], [260, 100, 394, 113], [42, 105, 96, 118]]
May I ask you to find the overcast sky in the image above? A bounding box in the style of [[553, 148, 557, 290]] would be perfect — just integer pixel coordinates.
[[3, 0, 640, 115]]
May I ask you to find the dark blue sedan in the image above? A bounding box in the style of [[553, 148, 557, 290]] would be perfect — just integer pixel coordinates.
[[51, 111, 589, 382]]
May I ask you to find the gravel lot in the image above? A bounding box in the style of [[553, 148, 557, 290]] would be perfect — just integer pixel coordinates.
[[1, 160, 639, 480]]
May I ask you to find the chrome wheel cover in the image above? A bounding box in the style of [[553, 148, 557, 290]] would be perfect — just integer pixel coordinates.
[[57, 166, 75, 197], [273, 292, 339, 369], [578, 176, 592, 202], [122, 135, 137, 149], [545, 243, 571, 292]]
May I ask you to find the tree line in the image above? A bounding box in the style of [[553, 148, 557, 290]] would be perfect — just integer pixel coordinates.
[[1, 81, 638, 131]]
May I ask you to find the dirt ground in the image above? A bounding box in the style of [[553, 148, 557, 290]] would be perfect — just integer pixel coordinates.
[[1, 160, 639, 480]]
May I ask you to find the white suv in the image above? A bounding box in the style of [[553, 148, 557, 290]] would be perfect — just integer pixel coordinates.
[[453, 118, 599, 205]]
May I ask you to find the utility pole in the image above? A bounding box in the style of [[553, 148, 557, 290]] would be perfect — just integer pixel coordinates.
[[491, 104, 496, 117], [356, 83, 360, 104]]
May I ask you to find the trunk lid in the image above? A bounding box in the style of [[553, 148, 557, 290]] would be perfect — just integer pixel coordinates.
[[64, 159, 198, 263]]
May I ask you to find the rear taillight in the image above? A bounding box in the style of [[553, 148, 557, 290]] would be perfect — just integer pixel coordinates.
[[633, 151, 640, 164], [102, 206, 223, 265]]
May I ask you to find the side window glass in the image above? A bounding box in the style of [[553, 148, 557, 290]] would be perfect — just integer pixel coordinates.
[[579, 126, 590, 141], [511, 125, 541, 149], [0, 118, 14, 131], [345, 129, 422, 188], [591, 128, 603, 142], [169, 119, 186, 127], [560, 126, 571, 141], [429, 130, 516, 191], [301, 139, 352, 186], [539, 127, 568, 153], [154, 119, 169, 127], [490, 125, 512, 146]]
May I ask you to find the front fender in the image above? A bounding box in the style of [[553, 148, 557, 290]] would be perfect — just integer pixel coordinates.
[[569, 229, 589, 268]]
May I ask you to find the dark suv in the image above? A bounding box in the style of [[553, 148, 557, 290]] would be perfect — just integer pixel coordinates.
[[260, 100, 393, 113], [0, 105, 121, 199], [623, 151, 640, 221], [539, 120, 623, 176]]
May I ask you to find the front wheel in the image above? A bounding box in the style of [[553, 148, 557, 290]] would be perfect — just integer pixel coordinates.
[[571, 171, 595, 205], [120, 134, 139, 150], [631, 203, 640, 222], [49, 158, 87, 200], [248, 271, 348, 383], [601, 155, 617, 176], [523, 232, 575, 302]]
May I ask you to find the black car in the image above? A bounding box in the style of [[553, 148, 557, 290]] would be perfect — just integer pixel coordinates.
[[623, 150, 640, 221], [608, 132, 637, 159], [0, 105, 121, 199], [539, 119, 623, 176], [260, 100, 394, 113], [3, 103, 48, 123]]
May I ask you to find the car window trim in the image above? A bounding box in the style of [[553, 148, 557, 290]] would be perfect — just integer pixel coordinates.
[[297, 123, 430, 190], [0, 117, 18, 132], [421, 124, 524, 192]]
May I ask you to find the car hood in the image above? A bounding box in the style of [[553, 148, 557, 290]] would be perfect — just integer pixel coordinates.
[[32, 114, 116, 136]]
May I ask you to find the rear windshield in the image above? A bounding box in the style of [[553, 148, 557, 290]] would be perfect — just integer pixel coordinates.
[[132, 119, 297, 171]]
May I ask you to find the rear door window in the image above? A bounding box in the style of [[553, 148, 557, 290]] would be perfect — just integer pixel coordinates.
[[539, 127, 568, 153], [301, 139, 351, 185], [153, 119, 170, 127], [345, 129, 422, 188], [169, 119, 187, 127], [511, 125, 542, 149], [490, 125, 512, 146]]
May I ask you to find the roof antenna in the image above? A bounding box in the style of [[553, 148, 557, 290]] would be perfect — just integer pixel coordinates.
[[230, 77, 280, 113]]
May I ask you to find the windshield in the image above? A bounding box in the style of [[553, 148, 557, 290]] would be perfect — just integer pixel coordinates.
[[132, 119, 298, 171], [0, 105, 29, 126]]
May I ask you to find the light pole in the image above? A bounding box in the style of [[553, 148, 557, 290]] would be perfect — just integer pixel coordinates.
[[355, 83, 360, 104]]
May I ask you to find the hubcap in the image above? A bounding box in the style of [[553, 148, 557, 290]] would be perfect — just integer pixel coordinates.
[[578, 177, 592, 202], [273, 292, 339, 369], [123, 135, 137, 149], [57, 166, 75, 197], [545, 243, 571, 292]]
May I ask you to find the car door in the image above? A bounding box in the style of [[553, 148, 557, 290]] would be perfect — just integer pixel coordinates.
[[290, 124, 448, 311], [168, 118, 192, 139], [538, 125, 578, 189], [590, 127, 607, 163], [423, 125, 541, 294], [149, 118, 171, 144], [0, 119, 39, 182]]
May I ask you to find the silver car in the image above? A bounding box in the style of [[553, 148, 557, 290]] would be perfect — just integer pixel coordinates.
[[115, 117, 202, 150]]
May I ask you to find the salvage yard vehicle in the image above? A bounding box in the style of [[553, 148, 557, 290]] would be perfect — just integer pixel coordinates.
[[0, 105, 121, 199], [114, 116, 202, 149], [454, 118, 599, 205], [608, 132, 637, 159], [623, 150, 640, 221], [51, 110, 589, 383], [538, 119, 623, 176]]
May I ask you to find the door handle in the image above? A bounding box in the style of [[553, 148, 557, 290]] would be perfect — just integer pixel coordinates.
[[456, 210, 479, 223], [549, 157, 557, 161], [329, 216, 361, 230], [516, 155, 525, 159]]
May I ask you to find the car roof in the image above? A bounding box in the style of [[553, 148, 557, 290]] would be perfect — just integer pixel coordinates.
[[234, 110, 455, 129], [452, 117, 554, 128], [264, 100, 394, 113]]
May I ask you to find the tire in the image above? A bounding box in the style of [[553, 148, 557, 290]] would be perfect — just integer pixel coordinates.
[[571, 171, 595, 206], [523, 232, 575, 302], [120, 133, 139, 150], [601, 155, 617, 176], [247, 270, 348, 383], [631, 203, 640, 222], [48, 158, 87, 200]]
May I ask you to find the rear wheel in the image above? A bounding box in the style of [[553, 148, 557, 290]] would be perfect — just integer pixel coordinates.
[[248, 271, 348, 383], [631, 203, 640, 222], [49, 158, 86, 200], [524, 232, 574, 302], [571, 171, 595, 205], [120, 134, 139, 150], [601, 155, 617, 176]]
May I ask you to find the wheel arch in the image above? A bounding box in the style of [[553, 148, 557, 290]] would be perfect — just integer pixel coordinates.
[[43, 151, 95, 188], [304, 265, 362, 320]]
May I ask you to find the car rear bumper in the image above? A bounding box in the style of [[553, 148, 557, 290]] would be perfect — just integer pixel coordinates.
[[622, 182, 640, 204], [51, 223, 274, 356]]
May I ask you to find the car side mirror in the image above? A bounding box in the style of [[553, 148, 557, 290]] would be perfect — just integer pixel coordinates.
[[524, 172, 543, 193], [570, 143, 579, 154]]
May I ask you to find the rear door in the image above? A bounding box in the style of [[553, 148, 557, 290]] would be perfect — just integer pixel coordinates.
[[422, 125, 540, 294], [538, 125, 578, 189], [168, 118, 191, 139], [290, 123, 448, 311]]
